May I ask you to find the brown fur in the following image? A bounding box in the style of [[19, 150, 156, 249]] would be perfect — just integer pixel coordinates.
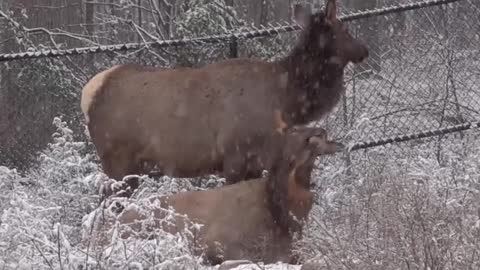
[[81, 0, 367, 196], [266, 125, 342, 235], [106, 126, 341, 265]]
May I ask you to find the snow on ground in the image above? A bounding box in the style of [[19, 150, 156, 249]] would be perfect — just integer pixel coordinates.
[[207, 261, 301, 270]]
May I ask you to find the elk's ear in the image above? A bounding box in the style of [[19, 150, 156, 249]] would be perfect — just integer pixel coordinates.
[[293, 4, 311, 27], [325, 0, 337, 23]]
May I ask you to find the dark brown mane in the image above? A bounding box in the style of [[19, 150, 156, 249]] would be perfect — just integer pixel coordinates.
[[266, 137, 289, 234], [266, 125, 341, 236], [280, 11, 347, 125], [266, 127, 314, 236], [266, 134, 307, 236]]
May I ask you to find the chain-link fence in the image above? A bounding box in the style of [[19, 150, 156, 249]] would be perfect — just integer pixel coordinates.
[[0, 0, 479, 172]]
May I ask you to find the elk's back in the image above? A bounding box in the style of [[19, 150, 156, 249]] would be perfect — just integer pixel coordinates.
[[118, 178, 293, 263]]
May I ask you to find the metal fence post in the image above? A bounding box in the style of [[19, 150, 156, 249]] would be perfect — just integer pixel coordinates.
[[229, 36, 238, 58]]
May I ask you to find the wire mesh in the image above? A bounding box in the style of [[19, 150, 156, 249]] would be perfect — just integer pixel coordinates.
[[317, 0, 480, 141]]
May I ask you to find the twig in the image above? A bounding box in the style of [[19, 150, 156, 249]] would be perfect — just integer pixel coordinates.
[[84, 208, 100, 269], [57, 224, 64, 270], [30, 238, 54, 270]]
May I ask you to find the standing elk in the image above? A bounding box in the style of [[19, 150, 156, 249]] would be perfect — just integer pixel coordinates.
[[81, 0, 368, 197], [97, 125, 342, 265]]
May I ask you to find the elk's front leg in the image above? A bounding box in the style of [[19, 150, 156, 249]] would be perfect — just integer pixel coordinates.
[[223, 153, 264, 184], [223, 150, 248, 185], [245, 154, 266, 180], [223, 137, 266, 184]]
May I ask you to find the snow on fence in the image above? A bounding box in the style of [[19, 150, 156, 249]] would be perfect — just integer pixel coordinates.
[[0, 0, 463, 62]]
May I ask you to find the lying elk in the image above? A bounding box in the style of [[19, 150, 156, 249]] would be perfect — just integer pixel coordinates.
[[80, 0, 368, 196], [110, 125, 342, 264]]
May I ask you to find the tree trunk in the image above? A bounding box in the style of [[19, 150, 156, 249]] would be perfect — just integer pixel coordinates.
[[158, 0, 173, 39], [137, 0, 142, 43], [259, 0, 269, 26], [85, 0, 94, 36]]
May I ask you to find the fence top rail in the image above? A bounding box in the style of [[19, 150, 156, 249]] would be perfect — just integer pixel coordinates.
[[346, 120, 480, 152], [0, 0, 464, 62]]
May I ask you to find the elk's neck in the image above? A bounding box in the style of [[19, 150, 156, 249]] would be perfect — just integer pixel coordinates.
[[266, 155, 315, 236], [279, 49, 346, 125]]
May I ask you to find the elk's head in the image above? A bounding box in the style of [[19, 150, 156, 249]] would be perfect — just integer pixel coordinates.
[[268, 124, 343, 234], [293, 0, 369, 67], [280, 126, 341, 189]]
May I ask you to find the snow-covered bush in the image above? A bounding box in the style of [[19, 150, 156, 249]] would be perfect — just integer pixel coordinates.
[[296, 131, 480, 269], [80, 195, 206, 269], [0, 117, 99, 269], [0, 117, 210, 269], [0, 166, 21, 223], [30, 117, 99, 192]]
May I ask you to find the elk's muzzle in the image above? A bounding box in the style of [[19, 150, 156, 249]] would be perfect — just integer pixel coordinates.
[[351, 43, 369, 64]]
